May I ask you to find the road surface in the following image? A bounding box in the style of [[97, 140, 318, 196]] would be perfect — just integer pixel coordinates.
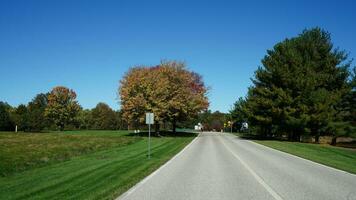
[[117, 132, 356, 200]]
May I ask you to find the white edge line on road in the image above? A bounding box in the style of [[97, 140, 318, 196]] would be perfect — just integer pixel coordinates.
[[232, 134, 356, 177], [116, 132, 201, 200], [219, 135, 284, 200]]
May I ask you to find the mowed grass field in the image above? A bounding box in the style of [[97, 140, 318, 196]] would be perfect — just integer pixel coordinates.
[[254, 140, 356, 174], [0, 130, 196, 200]]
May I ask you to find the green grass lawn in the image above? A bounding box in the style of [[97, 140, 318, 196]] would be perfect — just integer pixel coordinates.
[[254, 140, 356, 174], [0, 130, 195, 200], [0, 130, 135, 176]]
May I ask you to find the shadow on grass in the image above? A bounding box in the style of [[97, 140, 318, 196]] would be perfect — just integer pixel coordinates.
[[336, 141, 356, 149], [236, 133, 356, 151], [237, 133, 286, 141], [125, 131, 197, 138]]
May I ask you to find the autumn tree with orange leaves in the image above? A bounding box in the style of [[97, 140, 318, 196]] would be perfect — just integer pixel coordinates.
[[119, 61, 209, 133], [45, 86, 81, 131]]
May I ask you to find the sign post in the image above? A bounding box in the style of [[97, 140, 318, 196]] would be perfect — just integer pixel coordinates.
[[228, 121, 233, 133], [145, 113, 154, 159]]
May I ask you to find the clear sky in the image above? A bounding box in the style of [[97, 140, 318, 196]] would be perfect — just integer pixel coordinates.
[[0, 0, 355, 112]]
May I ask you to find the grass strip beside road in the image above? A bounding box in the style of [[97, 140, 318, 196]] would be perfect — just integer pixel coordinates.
[[0, 130, 134, 176], [254, 140, 356, 174], [0, 131, 195, 200]]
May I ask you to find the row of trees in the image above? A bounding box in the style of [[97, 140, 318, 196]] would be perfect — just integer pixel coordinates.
[[230, 28, 355, 143], [0, 87, 125, 132], [0, 94, 50, 132], [119, 60, 209, 133], [179, 110, 227, 131], [2, 61, 209, 133], [77, 103, 128, 130]]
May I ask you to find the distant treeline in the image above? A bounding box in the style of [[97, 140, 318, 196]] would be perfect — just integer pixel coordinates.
[[230, 28, 356, 144], [178, 110, 228, 131], [0, 87, 128, 132], [1, 60, 212, 133]]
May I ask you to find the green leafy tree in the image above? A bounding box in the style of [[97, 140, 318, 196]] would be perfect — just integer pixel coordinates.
[[115, 110, 128, 130], [230, 97, 249, 131], [45, 86, 81, 131], [349, 67, 356, 128], [179, 110, 228, 131], [0, 101, 14, 131], [12, 104, 29, 131], [202, 111, 227, 131], [27, 93, 49, 132], [245, 28, 351, 141], [329, 66, 356, 143], [91, 103, 117, 130], [76, 109, 92, 130]]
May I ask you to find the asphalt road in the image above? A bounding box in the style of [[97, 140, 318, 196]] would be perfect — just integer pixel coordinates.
[[117, 132, 356, 200]]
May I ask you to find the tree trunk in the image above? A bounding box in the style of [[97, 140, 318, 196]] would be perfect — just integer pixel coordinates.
[[311, 127, 319, 143], [288, 133, 293, 141], [315, 135, 320, 143], [172, 118, 177, 134], [59, 124, 65, 131], [293, 131, 300, 142], [331, 136, 337, 146], [266, 127, 271, 138], [296, 133, 301, 142], [155, 123, 160, 134]]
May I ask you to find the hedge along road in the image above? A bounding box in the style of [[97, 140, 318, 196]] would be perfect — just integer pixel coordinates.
[[118, 132, 356, 200]]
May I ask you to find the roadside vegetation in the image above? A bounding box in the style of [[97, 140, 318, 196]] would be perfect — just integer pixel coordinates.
[[0, 130, 196, 200], [0, 130, 134, 176], [0, 93, 128, 133], [0, 26, 355, 199], [227, 27, 356, 174], [230, 27, 356, 146], [0, 60, 206, 199], [0, 61, 209, 133], [254, 140, 356, 174]]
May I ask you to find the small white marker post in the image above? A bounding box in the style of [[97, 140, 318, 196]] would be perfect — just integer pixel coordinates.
[[145, 113, 154, 159]]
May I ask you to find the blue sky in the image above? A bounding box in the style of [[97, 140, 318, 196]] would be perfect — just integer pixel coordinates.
[[0, 0, 355, 112]]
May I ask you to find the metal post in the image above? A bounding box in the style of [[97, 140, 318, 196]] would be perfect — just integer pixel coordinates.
[[146, 112, 154, 159], [148, 124, 151, 159]]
